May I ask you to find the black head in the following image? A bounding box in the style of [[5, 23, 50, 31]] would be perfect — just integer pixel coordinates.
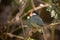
[[33, 11, 39, 15]]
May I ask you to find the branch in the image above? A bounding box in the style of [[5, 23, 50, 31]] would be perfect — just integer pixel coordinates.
[[8, 1, 27, 24], [11, 25, 27, 33], [29, 3, 49, 12], [21, 3, 49, 18], [6, 33, 24, 39], [31, 0, 35, 10], [44, 21, 60, 29]]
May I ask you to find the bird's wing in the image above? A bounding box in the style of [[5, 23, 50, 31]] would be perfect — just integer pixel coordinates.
[[30, 15, 45, 26], [31, 22, 40, 28], [27, 19, 33, 28]]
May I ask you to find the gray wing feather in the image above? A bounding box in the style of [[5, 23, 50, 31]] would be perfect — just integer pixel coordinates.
[[30, 15, 45, 26]]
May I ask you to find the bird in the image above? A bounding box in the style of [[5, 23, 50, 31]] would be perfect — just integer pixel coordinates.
[[27, 11, 45, 28], [27, 11, 45, 38], [27, 11, 50, 40]]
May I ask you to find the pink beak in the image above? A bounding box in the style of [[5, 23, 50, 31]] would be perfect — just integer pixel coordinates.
[[29, 13, 33, 17]]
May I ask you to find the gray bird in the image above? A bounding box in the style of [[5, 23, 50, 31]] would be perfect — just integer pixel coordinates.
[[27, 11, 50, 40], [27, 11, 45, 28]]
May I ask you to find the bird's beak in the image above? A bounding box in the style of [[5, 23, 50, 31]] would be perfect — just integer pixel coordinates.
[[29, 13, 33, 17]]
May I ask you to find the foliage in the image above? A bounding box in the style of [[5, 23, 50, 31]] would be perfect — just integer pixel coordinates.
[[22, 0, 33, 20], [0, 0, 60, 40], [46, 0, 60, 20]]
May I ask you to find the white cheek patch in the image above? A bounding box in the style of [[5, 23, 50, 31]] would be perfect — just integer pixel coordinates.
[[32, 13, 37, 15]]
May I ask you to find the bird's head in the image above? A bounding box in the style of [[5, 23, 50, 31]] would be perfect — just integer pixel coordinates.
[[27, 11, 38, 19], [29, 11, 38, 17]]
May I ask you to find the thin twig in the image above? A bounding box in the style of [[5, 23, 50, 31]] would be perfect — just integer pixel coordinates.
[[6, 33, 24, 39], [31, 0, 35, 10], [11, 25, 27, 33], [42, 28, 47, 40], [21, 3, 49, 18], [9, 0, 27, 24]]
